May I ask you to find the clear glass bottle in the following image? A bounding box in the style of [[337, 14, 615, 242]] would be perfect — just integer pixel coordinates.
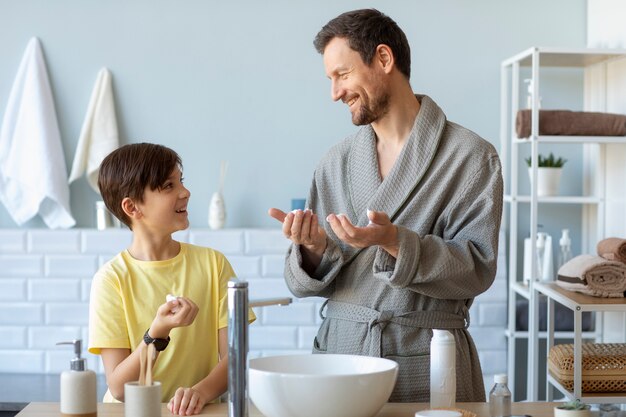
[[489, 374, 511, 417], [558, 229, 572, 269]]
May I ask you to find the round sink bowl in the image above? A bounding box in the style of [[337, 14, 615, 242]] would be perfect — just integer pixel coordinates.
[[249, 354, 398, 417]]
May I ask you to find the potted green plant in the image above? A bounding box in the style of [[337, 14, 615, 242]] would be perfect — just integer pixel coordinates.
[[525, 152, 567, 196], [554, 399, 591, 417]]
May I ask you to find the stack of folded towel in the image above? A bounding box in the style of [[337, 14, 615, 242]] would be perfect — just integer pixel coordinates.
[[556, 238, 626, 298], [516, 109, 626, 139]]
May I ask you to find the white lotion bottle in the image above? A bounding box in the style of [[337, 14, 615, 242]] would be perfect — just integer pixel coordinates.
[[57, 340, 97, 417], [430, 329, 456, 409]]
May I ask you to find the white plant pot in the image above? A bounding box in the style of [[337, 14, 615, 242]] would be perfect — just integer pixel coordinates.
[[528, 167, 562, 196], [553, 407, 591, 417]]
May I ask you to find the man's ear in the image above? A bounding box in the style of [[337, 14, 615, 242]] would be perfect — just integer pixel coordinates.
[[376, 44, 394, 74], [121, 197, 142, 219]]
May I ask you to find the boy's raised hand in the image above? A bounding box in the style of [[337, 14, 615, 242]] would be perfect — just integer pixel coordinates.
[[149, 296, 199, 338]]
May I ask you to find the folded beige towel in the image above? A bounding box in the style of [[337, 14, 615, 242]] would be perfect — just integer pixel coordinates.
[[516, 109, 626, 138], [556, 254, 626, 298], [597, 237, 626, 264]]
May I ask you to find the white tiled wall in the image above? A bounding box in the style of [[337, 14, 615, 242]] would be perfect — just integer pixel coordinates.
[[0, 229, 507, 391]]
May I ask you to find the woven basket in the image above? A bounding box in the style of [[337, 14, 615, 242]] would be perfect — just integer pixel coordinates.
[[548, 343, 626, 393]]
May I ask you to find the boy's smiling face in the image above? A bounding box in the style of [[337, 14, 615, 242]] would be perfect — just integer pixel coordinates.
[[133, 167, 191, 234]]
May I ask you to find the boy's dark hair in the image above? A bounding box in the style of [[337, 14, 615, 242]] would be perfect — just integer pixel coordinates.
[[313, 9, 411, 80], [98, 143, 182, 229]]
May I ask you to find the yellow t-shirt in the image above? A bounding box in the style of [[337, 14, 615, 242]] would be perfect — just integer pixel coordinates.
[[88, 242, 255, 402]]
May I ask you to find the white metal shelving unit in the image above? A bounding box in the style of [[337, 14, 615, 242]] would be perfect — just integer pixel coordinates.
[[500, 46, 626, 401], [537, 282, 626, 402]]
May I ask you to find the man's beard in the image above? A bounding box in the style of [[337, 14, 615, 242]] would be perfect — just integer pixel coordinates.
[[352, 90, 390, 126]]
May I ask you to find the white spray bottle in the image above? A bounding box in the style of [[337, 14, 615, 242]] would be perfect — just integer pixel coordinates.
[[56, 340, 97, 417]]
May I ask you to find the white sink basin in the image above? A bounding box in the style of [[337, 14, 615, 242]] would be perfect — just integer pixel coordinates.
[[249, 354, 398, 417]]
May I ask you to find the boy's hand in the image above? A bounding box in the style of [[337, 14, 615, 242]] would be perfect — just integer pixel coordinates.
[[149, 297, 199, 338], [168, 387, 207, 415]]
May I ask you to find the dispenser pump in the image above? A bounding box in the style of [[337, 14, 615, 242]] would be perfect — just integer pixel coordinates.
[[57, 340, 86, 371]]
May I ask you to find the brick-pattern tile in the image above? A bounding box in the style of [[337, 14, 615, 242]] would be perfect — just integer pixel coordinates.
[[0, 350, 44, 373], [45, 304, 89, 325], [262, 303, 315, 325], [0, 231, 26, 253], [0, 255, 43, 277], [0, 279, 26, 300], [250, 326, 297, 350], [45, 255, 98, 277], [228, 256, 261, 278], [478, 302, 507, 327], [0, 327, 27, 348], [245, 230, 290, 255], [27, 230, 80, 253], [0, 228, 509, 377], [0, 304, 43, 325], [190, 230, 244, 254], [28, 279, 81, 301], [29, 326, 81, 349], [81, 230, 131, 254], [261, 255, 286, 277]]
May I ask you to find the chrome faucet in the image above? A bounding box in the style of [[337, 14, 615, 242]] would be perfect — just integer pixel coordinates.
[[227, 279, 292, 417]]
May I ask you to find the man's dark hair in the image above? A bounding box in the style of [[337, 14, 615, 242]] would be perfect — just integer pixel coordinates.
[[98, 143, 182, 229], [313, 9, 411, 80]]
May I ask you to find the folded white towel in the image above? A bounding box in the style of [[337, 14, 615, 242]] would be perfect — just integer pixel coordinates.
[[0, 37, 75, 228], [68, 68, 119, 193]]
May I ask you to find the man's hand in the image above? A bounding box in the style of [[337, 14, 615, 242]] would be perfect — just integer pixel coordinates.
[[148, 297, 199, 339], [268, 207, 327, 256], [326, 209, 399, 258], [268, 207, 328, 273]]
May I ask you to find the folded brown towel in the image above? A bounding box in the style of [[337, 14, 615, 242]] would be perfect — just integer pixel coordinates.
[[597, 237, 626, 264], [516, 109, 626, 138], [556, 254, 626, 298]]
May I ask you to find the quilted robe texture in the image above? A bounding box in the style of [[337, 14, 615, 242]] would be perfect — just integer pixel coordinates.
[[284, 95, 503, 402]]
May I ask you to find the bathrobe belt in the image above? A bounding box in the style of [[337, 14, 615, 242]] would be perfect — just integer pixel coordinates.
[[320, 299, 469, 357]]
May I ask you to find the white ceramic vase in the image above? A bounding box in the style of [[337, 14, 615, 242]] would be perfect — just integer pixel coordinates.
[[208, 191, 226, 230], [528, 167, 562, 196]]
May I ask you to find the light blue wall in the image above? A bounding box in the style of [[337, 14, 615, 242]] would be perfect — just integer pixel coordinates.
[[0, 0, 587, 228]]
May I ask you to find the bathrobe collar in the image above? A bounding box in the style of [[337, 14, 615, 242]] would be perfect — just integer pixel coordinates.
[[347, 94, 446, 226]]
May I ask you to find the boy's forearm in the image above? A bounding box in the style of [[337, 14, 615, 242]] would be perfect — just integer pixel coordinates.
[[192, 357, 228, 403], [105, 341, 161, 401]]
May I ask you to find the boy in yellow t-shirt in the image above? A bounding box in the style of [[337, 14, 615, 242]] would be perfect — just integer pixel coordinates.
[[88, 143, 254, 416]]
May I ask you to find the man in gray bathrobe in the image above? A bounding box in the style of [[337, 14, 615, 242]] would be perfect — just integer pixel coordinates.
[[269, 9, 503, 402]]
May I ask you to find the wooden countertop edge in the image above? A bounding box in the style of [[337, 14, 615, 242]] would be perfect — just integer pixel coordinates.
[[16, 401, 563, 417]]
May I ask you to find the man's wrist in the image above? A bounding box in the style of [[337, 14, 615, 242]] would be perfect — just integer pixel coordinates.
[[148, 323, 170, 339]]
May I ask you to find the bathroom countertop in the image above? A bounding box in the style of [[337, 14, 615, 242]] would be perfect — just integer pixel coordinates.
[[0, 373, 107, 412]]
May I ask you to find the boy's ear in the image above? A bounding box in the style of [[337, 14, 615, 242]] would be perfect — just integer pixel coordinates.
[[121, 197, 142, 219]]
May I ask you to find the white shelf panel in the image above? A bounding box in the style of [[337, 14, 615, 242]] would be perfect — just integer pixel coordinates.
[[511, 281, 531, 299], [505, 329, 600, 339], [535, 282, 626, 313], [502, 46, 626, 67], [547, 373, 626, 403], [504, 195, 602, 204], [514, 136, 626, 144]]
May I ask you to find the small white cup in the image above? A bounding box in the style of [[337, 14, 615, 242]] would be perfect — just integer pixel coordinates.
[[124, 381, 162, 417]]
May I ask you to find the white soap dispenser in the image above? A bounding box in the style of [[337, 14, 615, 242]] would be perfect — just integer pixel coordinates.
[[57, 340, 97, 417]]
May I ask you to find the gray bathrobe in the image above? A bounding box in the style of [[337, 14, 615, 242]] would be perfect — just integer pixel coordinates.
[[284, 95, 503, 402]]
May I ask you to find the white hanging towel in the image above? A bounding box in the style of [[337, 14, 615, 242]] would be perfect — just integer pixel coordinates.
[[0, 37, 75, 228], [68, 68, 119, 193]]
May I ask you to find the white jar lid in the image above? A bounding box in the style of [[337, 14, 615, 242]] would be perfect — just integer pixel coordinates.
[[494, 373, 508, 384], [415, 410, 462, 417]]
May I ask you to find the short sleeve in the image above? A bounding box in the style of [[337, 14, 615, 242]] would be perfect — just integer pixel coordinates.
[[217, 254, 256, 330]]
